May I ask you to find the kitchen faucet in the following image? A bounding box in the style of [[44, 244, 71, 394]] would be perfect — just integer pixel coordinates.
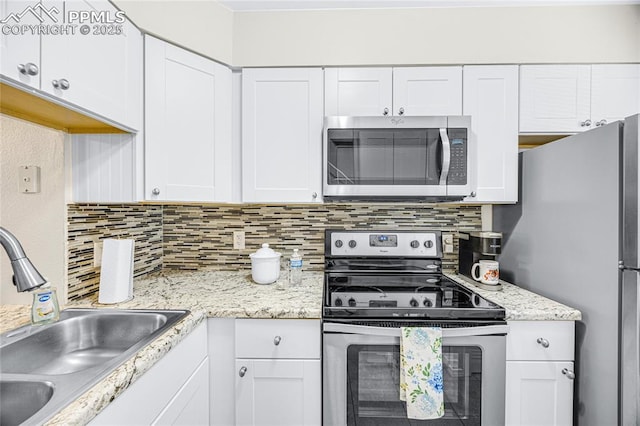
[[0, 226, 47, 292]]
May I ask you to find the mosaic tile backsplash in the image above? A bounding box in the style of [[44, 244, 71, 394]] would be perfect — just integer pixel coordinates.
[[67, 203, 482, 299], [67, 205, 163, 300]]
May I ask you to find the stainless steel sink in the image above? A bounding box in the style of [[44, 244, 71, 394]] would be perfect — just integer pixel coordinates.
[[0, 381, 54, 426], [0, 308, 189, 425]]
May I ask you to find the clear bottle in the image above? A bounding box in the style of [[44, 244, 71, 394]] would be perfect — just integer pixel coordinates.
[[31, 283, 60, 325], [289, 249, 303, 285]]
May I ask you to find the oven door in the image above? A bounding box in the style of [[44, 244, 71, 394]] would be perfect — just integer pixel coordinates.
[[323, 322, 507, 426]]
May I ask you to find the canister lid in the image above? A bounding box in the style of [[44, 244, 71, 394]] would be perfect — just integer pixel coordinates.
[[249, 243, 281, 259]]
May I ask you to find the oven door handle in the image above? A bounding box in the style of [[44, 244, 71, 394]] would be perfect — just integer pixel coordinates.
[[323, 322, 509, 337]]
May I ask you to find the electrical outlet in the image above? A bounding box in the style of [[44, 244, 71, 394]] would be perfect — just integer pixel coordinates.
[[443, 233, 454, 254], [233, 231, 245, 250], [93, 241, 103, 268]]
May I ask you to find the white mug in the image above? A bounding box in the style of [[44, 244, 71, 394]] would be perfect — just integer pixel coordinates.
[[471, 260, 499, 285]]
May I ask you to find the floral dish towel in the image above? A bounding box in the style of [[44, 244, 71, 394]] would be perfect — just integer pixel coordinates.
[[399, 327, 444, 419]]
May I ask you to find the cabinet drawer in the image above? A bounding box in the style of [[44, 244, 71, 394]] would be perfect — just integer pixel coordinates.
[[507, 321, 574, 361], [236, 319, 320, 359]]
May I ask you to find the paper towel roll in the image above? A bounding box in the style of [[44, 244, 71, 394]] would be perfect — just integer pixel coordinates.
[[98, 239, 134, 304]]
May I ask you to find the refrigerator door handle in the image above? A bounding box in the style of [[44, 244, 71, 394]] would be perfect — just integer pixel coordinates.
[[618, 261, 640, 272]]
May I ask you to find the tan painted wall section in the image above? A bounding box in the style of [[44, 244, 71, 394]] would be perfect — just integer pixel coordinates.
[[0, 115, 67, 305]]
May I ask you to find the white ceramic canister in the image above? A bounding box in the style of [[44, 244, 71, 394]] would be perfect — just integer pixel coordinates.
[[249, 243, 281, 284]]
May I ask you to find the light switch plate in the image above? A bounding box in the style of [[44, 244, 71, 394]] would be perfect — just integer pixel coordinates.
[[19, 166, 40, 193]]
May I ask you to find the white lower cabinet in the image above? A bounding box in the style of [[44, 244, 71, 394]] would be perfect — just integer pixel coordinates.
[[90, 322, 209, 425], [234, 319, 321, 426], [235, 359, 321, 426], [505, 321, 575, 426]]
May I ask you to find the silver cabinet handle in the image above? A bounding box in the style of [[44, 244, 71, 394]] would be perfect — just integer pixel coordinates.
[[537, 337, 550, 348], [238, 366, 247, 377], [18, 63, 39, 76], [52, 79, 70, 90], [469, 191, 477, 198], [398, 107, 405, 116], [312, 192, 318, 199], [383, 107, 389, 116], [273, 336, 282, 346], [152, 188, 160, 195], [438, 128, 451, 186], [562, 368, 575, 380], [580, 119, 592, 127], [596, 119, 608, 127]]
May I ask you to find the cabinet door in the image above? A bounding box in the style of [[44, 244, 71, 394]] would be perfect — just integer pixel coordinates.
[[324, 67, 392, 116], [463, 65, 518, 203], [393, 66, 462, 116], [145, 36, 232, 202], [40, 0, 142, 130], [242, 68, 323, 203], [520, 65, 592, 133], [235, 359, 321, 426], [591, 64, 640, 126], [152, 359, 210, 425], [0, 0, 41, 88], [505, 361, 574, 426]]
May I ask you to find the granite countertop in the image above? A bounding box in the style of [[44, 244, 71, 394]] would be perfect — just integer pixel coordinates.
[[0, 268, 579, 425], [447, 273, 582, 321]]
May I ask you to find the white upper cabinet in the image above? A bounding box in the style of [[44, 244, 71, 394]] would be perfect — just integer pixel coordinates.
[[393, 66, 463, 116], [0, 0, 41, 89], [0, 0, 142, 131], [242, 68, 323, 203], [590, 64, 640, 127], [324, 68, 392, 116], [520, 64, 640, 133], [145, 36, 232, 202], [463, 65, 519, 203], [40, 0, 142, 131], [325, 66, 462, 117]]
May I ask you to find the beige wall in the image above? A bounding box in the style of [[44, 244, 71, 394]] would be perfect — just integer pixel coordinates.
[[112, 2, 639, 67], [0, 115, 67, 305], [232, 5, 640, 66], [112, 0, 234, 64]]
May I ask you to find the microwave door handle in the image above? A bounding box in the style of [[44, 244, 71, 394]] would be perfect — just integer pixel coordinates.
[[439, 128, 451, 186], [323, 322, 509, 337]]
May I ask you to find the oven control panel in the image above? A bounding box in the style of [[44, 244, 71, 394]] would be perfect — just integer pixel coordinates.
[[331, 292, 438, 309], [329, 231, 440, 257]]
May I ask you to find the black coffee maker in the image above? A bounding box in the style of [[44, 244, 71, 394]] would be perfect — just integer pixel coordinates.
[[458, 231, 502, 280]]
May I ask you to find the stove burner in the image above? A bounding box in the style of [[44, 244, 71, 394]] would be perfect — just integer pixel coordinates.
[[323, 229, 506, 321]]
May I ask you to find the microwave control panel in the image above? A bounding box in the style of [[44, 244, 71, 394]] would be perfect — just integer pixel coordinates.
[[447, 128, 467, 185]]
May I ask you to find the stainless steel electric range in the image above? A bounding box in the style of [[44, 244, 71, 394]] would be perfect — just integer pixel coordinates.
[[322, 230, 507, 426]]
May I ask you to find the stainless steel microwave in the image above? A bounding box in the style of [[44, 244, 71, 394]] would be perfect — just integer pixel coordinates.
[[323, 116, 475, 201]]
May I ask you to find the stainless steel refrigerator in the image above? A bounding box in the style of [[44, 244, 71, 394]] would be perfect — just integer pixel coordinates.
[[494, 114, 639, 426]]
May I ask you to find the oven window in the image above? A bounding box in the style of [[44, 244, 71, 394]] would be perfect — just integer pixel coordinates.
[[346, 345, 481, 425], [326, 128, 441, 186]]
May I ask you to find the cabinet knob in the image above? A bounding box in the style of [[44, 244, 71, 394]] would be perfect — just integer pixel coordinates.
[[562, 368, 575, 380], [152, 188, 160, 196], [238, 366, 247, 377], [398, 107, 405, 116], [596, 119, 608, 127], [273, 336, 282, 346], [580, 119, 592, 127], [52, 79, 70, 90], [312, 192, 318, 199], [469, 191, 477, 198], [383, 107, 389, 116], [18, 62, 39, 76], [536, 337, 550, 348]]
